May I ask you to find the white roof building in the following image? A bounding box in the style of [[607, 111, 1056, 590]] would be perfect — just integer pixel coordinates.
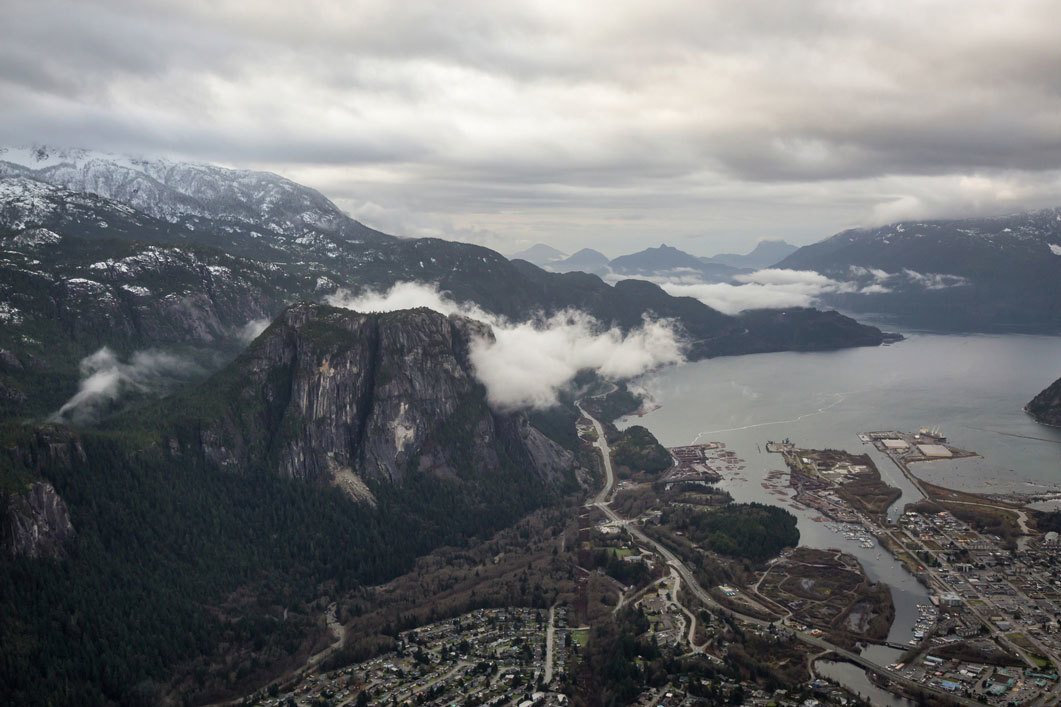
[[917, 444, 952, 458]]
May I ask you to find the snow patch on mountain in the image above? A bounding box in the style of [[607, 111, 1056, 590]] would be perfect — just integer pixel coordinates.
[[0, 145, 361, 239]]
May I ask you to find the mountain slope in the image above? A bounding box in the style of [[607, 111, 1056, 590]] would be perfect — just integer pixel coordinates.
[[0, 146, 391, 243], [1026, 376, 1061, 427], [0, 147, 392, 266], [778, 210, 1061, 331]]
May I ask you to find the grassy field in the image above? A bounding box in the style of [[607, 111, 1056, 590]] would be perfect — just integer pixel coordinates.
[[570, 628, 590, 647]]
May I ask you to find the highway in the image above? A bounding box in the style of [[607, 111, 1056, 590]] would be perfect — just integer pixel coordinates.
[[576, 400, 615, 505], [578, 404, 979, 707]]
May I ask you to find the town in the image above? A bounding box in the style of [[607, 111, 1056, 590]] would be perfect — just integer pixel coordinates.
[[235, 422, 1060, 707]]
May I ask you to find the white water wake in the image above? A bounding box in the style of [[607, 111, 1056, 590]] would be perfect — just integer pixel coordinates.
[[689, 390, 855, 443]]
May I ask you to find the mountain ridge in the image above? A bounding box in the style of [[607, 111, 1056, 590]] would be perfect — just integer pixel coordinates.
[[0, 170, 893, 421], [702, 239, 798, 269], [777, 210, 1061, 332]]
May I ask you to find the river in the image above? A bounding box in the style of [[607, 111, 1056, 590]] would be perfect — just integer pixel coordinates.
[[618, 332, 1061, 691]]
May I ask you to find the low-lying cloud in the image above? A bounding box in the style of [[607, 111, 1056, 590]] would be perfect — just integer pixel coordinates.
[[50, 347, 204, 424], [660, 269, 855, 315], [326, 282, 685, 409], [658, 266, 970, 314], [237, 317, 272, 343]]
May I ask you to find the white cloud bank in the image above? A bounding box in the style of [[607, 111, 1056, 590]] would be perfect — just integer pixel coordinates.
[[327, 282, 685, 409], [660, 269, 855, 315], [659, 266, 968, 314], [50, 347, 203, 424]]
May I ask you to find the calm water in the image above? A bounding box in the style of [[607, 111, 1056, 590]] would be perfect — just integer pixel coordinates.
[[815, 659, 914, 707], [620, 333, 1061, 651]]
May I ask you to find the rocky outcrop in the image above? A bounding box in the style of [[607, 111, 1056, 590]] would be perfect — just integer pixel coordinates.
[[1027, 376, 1061, 427], [1, 481, 74, 559], [172, 303, 572, 499]]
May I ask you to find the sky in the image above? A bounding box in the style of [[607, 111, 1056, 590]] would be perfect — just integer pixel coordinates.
[[3, 0, 1061, 257]]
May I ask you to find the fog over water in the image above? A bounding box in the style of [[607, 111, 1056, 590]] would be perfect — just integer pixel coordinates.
[[619, 332, 1061, 656]]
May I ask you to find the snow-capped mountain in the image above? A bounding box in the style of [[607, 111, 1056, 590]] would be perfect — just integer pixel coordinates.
[[0, 145, 392, 250], [780, 209, 1061, 272], [778, 210, 1061, 331]]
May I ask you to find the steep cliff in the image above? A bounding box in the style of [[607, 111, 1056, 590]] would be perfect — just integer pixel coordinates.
[[1, 481, 74, 559], [1, 428, 82, 559], [1027, 376, 1061, 427], [166, 303, 573, 498]]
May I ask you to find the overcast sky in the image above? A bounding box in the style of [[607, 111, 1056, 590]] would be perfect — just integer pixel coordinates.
[[4, 0, 1061, 256]]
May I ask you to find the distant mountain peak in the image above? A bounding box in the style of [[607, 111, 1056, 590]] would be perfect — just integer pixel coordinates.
[[509, 243, 566, 265], [609, 243, 736, 280], [702, 239, 798, 269], [545, 247, 610, 274]]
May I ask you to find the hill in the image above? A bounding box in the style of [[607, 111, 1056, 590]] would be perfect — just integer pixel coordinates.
[[1026, 376, 1061, 427]]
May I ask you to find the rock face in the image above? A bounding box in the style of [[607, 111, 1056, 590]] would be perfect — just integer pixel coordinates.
[[1, 482, 74, 559], [173, 303, 572, 499], [1027, 376, 1061, 427]]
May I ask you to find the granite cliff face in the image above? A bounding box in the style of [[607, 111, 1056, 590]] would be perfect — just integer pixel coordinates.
[[1, 482, 74, 559], [170, 303, 573, 500], [1, 429, 83, 559], [1027, 376, 1061, 427]]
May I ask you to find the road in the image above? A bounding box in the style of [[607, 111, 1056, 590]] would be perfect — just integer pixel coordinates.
[[576, 400, 614, 505], [577, 403, 981, 707], [668, 568, 704, 651]]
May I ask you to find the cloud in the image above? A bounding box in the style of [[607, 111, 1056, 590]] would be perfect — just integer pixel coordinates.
[[327, 282, 684, 409], [901, 269, 968, 290], [658, 264, 970, 313], [847, 265, 891, 282], [660, 268, 854, 314], [50, 347, 204, 424], [4, 1, 1061, 255], [865, 173, 1061, 226], [237, 317, 272, 343]]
